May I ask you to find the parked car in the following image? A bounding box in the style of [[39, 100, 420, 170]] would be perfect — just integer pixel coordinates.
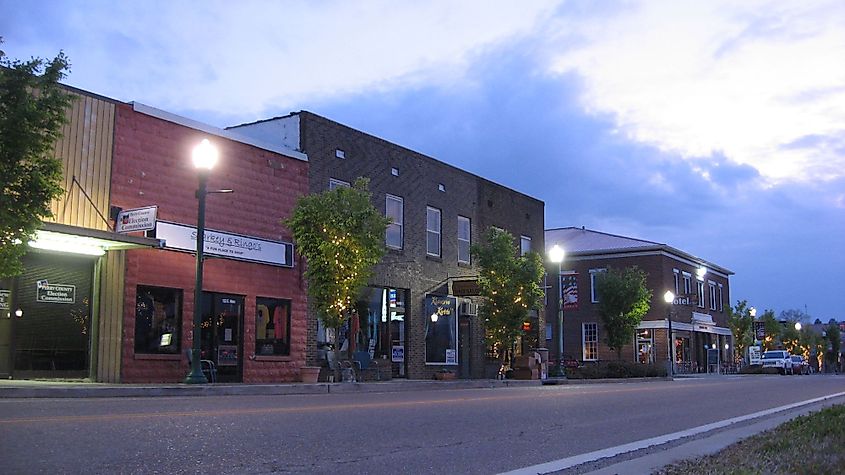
[[761, 350, 793, 375], [790, 355, 810, 375]]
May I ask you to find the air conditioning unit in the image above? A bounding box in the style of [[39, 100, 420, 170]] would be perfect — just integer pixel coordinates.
[[459, 301, 478, 316]]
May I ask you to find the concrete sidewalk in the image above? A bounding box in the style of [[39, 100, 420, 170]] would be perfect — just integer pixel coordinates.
[[0, 374, 682, 398]]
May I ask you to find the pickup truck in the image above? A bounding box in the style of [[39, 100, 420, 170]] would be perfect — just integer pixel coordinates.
[[761, 350, 793, 375]]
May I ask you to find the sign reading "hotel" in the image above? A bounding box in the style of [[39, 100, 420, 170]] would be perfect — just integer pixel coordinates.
[[155, 221, 293, 267]]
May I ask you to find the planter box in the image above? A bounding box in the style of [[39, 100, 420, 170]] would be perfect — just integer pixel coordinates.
[[300, 366, 321, 383], [433, 372, 456, 380]]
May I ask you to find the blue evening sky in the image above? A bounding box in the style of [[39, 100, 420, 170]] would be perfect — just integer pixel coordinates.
[[3, 1, 843, 320]]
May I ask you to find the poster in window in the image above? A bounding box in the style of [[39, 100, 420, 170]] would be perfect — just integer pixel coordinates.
[[392, 345, 405, 362]]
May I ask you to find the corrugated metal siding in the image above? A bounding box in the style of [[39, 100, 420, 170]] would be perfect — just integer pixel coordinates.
[[96, 250, 124, 382], [47, 92, 115, 230]]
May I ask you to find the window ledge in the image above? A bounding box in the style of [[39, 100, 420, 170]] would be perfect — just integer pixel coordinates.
[[426, 254, 442, 263], [134, 353, 182, 361], [253, 355, 293, 362]]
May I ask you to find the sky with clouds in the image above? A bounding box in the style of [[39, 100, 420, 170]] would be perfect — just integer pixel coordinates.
[[3, 0, 844, 320]]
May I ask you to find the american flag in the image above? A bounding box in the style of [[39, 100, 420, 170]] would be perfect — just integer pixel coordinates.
[[561, 273, 579, 310]]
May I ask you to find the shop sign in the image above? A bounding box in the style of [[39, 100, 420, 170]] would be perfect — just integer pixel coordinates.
[[392, 345, 405, 362], [36, 280, 76, 304], [0, 289, 9, 310], [445, 349, 457, 364], [217, 345, 238, 366], [155, 221, 293, 267], [748, 346, 762, 365], [753, 321, 766, 340], [452, 279, 480, 297], [115, 206, 158, 233]]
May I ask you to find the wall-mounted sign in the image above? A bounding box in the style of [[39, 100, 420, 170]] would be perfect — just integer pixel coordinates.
[[115, 206, 158, 233], [36, 280, 76, 304], [0, 289, 9, 310], [452, 279, 480, 297], [155, 221, 293, 267]]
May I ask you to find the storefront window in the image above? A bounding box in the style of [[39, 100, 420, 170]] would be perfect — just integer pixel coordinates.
[[255, 297, 291, 356], [425, 295, 457, 364], [352, 287, 407, 360], [135, 286, 182, 354], [636, 329, 653, 363]]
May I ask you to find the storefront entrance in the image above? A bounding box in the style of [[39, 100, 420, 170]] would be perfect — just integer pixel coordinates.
[[0, 252, 95, 379], [200, 292, 244, 383]]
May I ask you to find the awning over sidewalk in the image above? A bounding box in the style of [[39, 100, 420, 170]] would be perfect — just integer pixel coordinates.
[[29, 222, 164, 256]]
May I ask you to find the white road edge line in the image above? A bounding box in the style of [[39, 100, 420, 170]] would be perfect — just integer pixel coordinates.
[[500, 391, 845, 475]]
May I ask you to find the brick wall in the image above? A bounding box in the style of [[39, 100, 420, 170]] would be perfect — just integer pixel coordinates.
[[112, 103, 309, 383]]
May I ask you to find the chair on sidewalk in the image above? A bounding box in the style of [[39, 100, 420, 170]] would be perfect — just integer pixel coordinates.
[[352, 351, 381, 381]]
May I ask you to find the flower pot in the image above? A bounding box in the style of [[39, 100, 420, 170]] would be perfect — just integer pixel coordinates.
[[300, 366, 321, 383], [433, 371, 456, 380]]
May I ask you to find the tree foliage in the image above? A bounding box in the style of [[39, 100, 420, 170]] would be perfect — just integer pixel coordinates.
[[758, 309, 781, 351], [825, 323, 841, 371], [727, 300, 754, 362], [284, 178, 389, 336], [594, 266, 652, 359], [472, 228, 544, 360], [0, 44, 71, 277]]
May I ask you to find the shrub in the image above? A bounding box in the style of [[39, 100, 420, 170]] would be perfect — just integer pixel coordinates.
[[566, 361, 667, 379]]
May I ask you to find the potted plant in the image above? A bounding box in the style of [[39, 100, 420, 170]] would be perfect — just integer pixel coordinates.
[[300, 366, 321, 383], [433, 369, 456, 380]]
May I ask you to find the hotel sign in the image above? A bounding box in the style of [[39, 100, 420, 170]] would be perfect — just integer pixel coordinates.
[[155, 221, 293, 267], [115, 206, 158, 233]]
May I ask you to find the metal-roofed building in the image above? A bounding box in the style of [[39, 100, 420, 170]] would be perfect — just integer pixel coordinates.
[[545, 226, 734, 373]]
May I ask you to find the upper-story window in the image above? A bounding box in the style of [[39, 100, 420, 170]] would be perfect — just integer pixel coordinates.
[[385, 194, 403, 250], [329, 178, 350, 190], [457, 216, 470, 264], [589, 268, 607, 303], [697, 280, 705, 308], [426, 206, 441, 257], [682, 272, 692, 295], [673, 269, 680, 295], [708, 281, 717, 310], [520, 235, 531, 256], [718, 284, 724, 312]]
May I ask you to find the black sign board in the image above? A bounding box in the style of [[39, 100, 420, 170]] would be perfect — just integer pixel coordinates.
[[707, 348, 719, 365], [452, 279, 480, 297], [754, 321, 766, 340]]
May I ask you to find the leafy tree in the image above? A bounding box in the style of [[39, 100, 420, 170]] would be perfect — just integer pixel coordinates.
[[727, 300, 754, 362], [594, 266, 652, 360], [0, 44, 71, 277], [780, 322, 801, 354], [799, 328, 823, 369], [284, 178, 389, 376], [824, 323, 841, 373], [759, 309, 781, 351], [472, 228, 544, 365]]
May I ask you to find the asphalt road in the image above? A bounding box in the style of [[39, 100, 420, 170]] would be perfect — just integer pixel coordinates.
[[1, 375, 843, 474]]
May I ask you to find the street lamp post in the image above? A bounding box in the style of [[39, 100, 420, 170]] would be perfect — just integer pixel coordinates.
[[548, 245, 566, 378], [185, 139, 219, 384], [664, 290, 675, 377]]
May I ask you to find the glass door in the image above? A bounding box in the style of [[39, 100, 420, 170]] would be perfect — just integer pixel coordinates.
[[200, 293, 243, 383]]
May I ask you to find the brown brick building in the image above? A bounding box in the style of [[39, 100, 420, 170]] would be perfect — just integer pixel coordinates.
[[544, 227, 734, 373], [231, 112, 545, 379]]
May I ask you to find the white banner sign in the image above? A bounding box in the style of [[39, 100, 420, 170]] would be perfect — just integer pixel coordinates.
[[115, 206, 158, 233], [155, 221, 293, 267], [749, 345, 762, 365]]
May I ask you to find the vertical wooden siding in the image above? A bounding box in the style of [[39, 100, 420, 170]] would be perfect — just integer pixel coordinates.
[[47, 91, 115, 230], [97, 250, 124, 382]]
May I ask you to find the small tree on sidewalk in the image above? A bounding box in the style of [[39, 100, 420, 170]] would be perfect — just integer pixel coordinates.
[[727, 300, 754, 363], [285, 178, 389, 380], [472, 228, 544, 369], [1, 43, 72, 277], [594, 266, 652, 360]]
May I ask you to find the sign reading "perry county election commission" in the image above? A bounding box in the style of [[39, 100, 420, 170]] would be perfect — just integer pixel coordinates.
[[36, 280, 76, 304], [155, 221, 293, 267]]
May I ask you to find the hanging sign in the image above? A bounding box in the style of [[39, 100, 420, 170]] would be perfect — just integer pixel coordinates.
[[155, 221, 293, 267], [36, 280, 76, 304], [561, 273, 579, 310], [115, 206, 158, 233]]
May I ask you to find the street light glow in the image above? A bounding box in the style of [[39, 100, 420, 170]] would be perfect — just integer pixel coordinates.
[[663, 290, 675, 303], [750, 307, 757, 317], [696, 266, 707, 280], [548, 244, 565, 263], [795, 322, 802, 331], [192, 138, 219, 170]]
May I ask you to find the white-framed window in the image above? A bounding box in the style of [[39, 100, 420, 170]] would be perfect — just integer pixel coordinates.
[[385, 194, 403, 250], [589, 268, 606, 303], [520, 235, 531, 256], [708, 281, 717, 310], [697, 280, 705, 308], [718, 284, 724, 312], [682, 272, 692, 295], [335, 148, 345, 159], [426, 206, 441, 257], [673, 269, 680, 295], [457, 216, 470, 264], [391, 167, 399, 176], [328, 178, 350, 190], [438, 183, 446, 192], [583, 322, 598, 361]]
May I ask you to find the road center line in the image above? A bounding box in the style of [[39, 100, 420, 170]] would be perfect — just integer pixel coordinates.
[[500, 390, 845, 475]]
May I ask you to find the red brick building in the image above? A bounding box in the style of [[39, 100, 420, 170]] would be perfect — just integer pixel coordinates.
[[111, 103, 309, 383], [545, 227, 734, 373]]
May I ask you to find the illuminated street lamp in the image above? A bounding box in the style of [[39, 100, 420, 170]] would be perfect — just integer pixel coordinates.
[[794, 322, 802, 331], [664, 290, 675, 377], [185, 139, 219, 384], [548, 244, 566, 378]]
